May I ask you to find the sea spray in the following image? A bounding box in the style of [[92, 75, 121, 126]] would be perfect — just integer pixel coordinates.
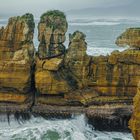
[[0, 114, 133, 140]]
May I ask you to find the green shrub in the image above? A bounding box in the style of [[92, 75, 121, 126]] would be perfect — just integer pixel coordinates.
[[40, 10, 67, 30], [20, 13, 35, 31], [40, 10, 66, 22]]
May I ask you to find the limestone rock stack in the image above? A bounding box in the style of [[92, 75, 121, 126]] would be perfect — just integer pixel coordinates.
[[35, 10, 71, 95], [0, 13, 35, 104], [38, 10, 67, 59], [65, 31, 91, 88]]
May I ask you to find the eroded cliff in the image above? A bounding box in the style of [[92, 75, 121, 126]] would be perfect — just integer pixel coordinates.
[[0, 13, 35, 111], [0, 11, 140, 133]]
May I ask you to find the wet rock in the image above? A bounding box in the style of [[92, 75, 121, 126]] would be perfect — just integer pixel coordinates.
[[86, 104, 133, 131]]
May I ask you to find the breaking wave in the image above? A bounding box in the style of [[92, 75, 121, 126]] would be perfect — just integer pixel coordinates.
[[69, 21, 120, 26], [0, 115, 133, 140], [87, 46, 129, 56]]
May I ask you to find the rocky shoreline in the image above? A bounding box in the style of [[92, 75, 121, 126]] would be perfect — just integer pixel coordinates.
[[0, 10, 140, 138]]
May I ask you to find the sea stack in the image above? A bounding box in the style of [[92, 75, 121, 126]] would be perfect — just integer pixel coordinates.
[[65, 31, 91, 88], [35, 10, 71, 95], [0, 13, 35, 110], [38, 10, 68, 58]]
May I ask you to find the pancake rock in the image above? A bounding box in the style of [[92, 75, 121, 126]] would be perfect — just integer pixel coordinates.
[[64, 30, 140, 96], [0, 11, 140, 132], [35, 10, 72, 95], [89, 49, 140, 96], [36, 22, 140, 97], [38, 10, 67, 59], [116, 28, 140, 49], [65, 31, 91, 88], [0, 13, 35, 106], [129, 82, 140, 140]]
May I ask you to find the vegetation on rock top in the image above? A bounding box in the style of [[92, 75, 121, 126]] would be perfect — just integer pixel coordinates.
[[20, 13, 35, 32], [69, 30, 86, 41], [40, 10, 67, 30], [40, 10, 66, 21]]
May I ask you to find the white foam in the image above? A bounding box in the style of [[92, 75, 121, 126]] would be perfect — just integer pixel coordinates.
[[87, 46, 129, 56], [69, 21, 120, 26], [0, 115, 134, 140]]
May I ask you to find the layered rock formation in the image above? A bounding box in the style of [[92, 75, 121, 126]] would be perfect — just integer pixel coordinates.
[[0, 11, 140, 134], [129, 82, 140, 140], [38, 10, 67, 59], [35, 21, 140, 101], [87, 104, 133, 131], [89, 49, 140, 96], [35, 10, 71, 95], [0, 13, 35, 107], [116, 28, 140, 49], [64, 29, 140, 96], [65, 31, 91, 88]]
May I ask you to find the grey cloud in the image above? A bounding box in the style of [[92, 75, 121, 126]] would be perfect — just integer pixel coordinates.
[[0, 0, 137, 17]]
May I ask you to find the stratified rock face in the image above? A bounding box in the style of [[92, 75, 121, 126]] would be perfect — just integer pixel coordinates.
[[0, 13, 35, 103], [38, 10, 68, 58], [35, 10, 72, 95], [36, 27, 140, 96], [35, 57, 71, 95], [89, 49, 140, 96], [64, 30, 140, 96], [65, 31, 91, 88], [116, 28, 140, 48], [129, 82, 140, 140]]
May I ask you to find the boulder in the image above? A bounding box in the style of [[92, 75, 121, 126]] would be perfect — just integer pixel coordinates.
[[43, 58, 63, 71], [35, 70, 70, 94]]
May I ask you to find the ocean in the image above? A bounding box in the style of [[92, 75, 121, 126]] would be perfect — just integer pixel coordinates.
[[0, 16, 139, 140]]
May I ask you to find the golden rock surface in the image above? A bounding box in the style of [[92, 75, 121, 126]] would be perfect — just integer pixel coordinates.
[[0, 13, 35, 103], [116, 28, 140, 48], [129, 82, 140, 140]]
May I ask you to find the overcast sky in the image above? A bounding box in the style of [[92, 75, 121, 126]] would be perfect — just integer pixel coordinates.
[[0, 0, 138, 17]]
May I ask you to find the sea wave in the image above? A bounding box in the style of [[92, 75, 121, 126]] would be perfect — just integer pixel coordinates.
[[0, 114, 134, 140], [87, 46, 129, 56], [69, 21, 120, 26], [0, 24, 5, 27]]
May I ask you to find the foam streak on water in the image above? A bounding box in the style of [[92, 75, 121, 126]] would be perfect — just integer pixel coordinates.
[[0, 115, 134, 140]]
